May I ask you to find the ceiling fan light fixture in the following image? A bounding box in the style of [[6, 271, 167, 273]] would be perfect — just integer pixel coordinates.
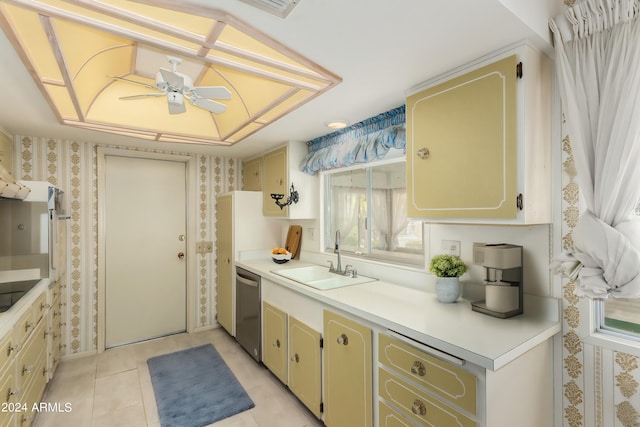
[[326, 120, 349, 129]]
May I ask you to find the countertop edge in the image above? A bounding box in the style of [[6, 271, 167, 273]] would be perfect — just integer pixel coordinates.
[[237, 258, 561, 371]]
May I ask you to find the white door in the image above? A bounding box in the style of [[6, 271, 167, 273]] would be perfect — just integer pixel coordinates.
[[104, 155, 187, 347]]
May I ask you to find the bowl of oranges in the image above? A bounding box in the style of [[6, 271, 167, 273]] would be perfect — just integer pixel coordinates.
[[272, 247, 292, 264]]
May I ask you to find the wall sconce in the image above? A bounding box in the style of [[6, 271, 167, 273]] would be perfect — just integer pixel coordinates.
[[271, 183, 299, 210]]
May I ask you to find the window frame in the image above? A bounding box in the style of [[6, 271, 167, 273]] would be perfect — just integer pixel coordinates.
[[319, 154, 424, 268]]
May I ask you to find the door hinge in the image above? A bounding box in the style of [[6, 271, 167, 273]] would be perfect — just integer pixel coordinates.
[[320, 337, 324, 348], [320, 402, 324, 413], [516, 62, 523, 79], [516, 193, 523, 210]]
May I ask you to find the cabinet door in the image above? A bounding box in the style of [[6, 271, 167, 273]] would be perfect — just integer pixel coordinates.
[[289, 316, 322, 418], [243, 157, 263, 191], [0, 366, 15, 427], [262, 302, 288, 383], [263, 147, 287, 217], [323, 310, 372, 427], [215, 195, 234, 334], [407, 55, 517, 219]]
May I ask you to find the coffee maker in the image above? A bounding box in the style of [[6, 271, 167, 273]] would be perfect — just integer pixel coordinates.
[[471, 243, 523, 318]]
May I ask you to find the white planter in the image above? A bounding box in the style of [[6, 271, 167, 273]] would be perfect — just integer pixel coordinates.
[[435, 277, 461, 303]]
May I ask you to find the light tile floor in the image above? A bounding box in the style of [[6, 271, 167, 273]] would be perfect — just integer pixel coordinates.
[[33, 328, 324, 427]]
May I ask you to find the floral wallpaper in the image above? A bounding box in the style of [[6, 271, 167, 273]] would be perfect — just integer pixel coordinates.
[[11, 135, 241, 354], [560, 116, 640, 426]]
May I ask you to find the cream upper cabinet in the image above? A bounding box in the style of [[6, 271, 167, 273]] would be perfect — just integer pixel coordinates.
[[262, 142, 318, 219], [288, 316, 322, 418], [262, 302, 288, 384], [242, 156, 263, 191], [323, 310, 372, 427], [406, 42, 551, 224]]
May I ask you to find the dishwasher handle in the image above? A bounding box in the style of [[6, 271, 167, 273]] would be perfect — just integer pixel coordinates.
[[236, 274, 259, 288]]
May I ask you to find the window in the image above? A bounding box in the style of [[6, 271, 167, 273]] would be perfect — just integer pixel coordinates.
[[324, 160, 423, 266], [598, 202, 640, 339]]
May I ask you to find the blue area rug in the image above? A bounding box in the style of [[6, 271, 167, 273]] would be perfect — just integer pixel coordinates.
[[147, 344, 255, 427]]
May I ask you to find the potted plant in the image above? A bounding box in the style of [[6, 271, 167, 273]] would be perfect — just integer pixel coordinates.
[[429, 254, 467, 303]]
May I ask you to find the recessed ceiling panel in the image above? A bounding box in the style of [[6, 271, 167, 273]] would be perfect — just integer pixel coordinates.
[[0, 0, 340, 147]]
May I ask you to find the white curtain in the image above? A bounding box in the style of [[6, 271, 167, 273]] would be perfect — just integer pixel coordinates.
[[332, 186, 362, 250], [550, 0, 640, 298], [371, 189, 408, 251]]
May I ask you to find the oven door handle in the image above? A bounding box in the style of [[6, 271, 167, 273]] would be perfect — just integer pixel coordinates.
[[236, 275, 259, 288]]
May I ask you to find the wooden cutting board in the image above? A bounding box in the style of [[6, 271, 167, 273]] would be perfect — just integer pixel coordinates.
[[285, 225, 302, 260]]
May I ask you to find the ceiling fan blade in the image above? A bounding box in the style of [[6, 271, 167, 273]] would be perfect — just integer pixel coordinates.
[[190, 86, 232, 99], [108, 74, 157, 90], [190, 97, 227, 114], [159, 68, 184, 90], [119, 93, 166, 100]]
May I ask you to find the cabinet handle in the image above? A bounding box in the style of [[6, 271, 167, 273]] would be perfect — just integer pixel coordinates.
[[6, 387, 13, 402], [273, 339, 281, 348], [411, 360, 426, 376], [22, 364, 33, 376], [24, 322, 33, 333], [291, 353, 300, 363], [416, 147, 430, 160], [6, 343, 15, 357], [337, 333, 349, 346], [412, 399, 427, 416]]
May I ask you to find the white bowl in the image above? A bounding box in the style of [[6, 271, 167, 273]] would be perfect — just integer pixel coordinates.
[[272, 252, 292, 264]]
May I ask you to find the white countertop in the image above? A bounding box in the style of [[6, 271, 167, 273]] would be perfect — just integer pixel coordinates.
[[0, 277, 50, 338], [237, 258, 561, 371]]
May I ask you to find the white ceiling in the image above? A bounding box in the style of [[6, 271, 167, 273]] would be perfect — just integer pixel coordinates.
[[0, 0, 563, 159]]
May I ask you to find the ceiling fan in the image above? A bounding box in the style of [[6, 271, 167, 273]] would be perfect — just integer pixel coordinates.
[[109, 56, 231, 114]]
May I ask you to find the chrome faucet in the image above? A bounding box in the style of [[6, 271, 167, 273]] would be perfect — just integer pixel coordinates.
[[334, 229, 342, 273]]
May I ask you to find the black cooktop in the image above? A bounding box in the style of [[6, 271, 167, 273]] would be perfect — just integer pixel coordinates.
[[0, 279, 40, 313]]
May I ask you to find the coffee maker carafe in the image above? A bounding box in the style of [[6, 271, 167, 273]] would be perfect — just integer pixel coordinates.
[[471, 243, 523, 318]]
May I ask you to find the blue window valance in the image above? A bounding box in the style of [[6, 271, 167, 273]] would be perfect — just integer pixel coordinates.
[[300, 105, 405, 175]]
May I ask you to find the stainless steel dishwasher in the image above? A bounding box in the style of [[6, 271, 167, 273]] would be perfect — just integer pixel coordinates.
[[235, 267, 261, 362]]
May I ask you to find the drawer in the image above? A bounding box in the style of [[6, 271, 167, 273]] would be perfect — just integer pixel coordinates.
[[16, 354, 46, 427], [379, 333, 477, 414], [0, 332, 16, 373], [379, 367, 476, 427], [0, 367, 16, 426], [16, 321, 46, 392], [16, 309, 35, 347], [379, 401, 416, 427], [32, 292, 48, 325]]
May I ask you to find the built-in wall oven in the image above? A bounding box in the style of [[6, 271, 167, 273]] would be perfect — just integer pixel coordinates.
[[235, 267, 261, 362]]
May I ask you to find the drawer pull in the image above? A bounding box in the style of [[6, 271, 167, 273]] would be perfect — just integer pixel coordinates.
[[22, 364, 33, 376], [24, 322, 33, 333], [6, 387, 13, 402], [273, 339, 281, 348], [337, 333, 349, 346], [412, 399, 427, 416], [291, 353, 300, 363], [411, 360, 426, 377], [416, 147, 430, 160], [6, 343, 15, 357]]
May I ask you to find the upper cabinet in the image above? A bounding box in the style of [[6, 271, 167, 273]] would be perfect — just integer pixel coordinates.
[[406, 42, 552, 224], [262, 141, 318, 219], [242, 156, 263, 191]]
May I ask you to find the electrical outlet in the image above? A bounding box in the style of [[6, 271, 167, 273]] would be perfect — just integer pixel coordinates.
[[441, 240, 461, 256]]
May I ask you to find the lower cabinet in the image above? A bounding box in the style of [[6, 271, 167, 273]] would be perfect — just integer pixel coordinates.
[[323, 310, 372, 427], [261, 302, 322, 418], [0, 283, 62, 427], [288, 316, 321, 418], [262, 302, 288, 384]]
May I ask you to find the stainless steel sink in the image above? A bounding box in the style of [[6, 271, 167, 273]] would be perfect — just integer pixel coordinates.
[[271, 265, 377, 290]]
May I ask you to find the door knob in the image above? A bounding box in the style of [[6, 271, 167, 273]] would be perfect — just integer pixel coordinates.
[[177, 252, 185, 259]]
